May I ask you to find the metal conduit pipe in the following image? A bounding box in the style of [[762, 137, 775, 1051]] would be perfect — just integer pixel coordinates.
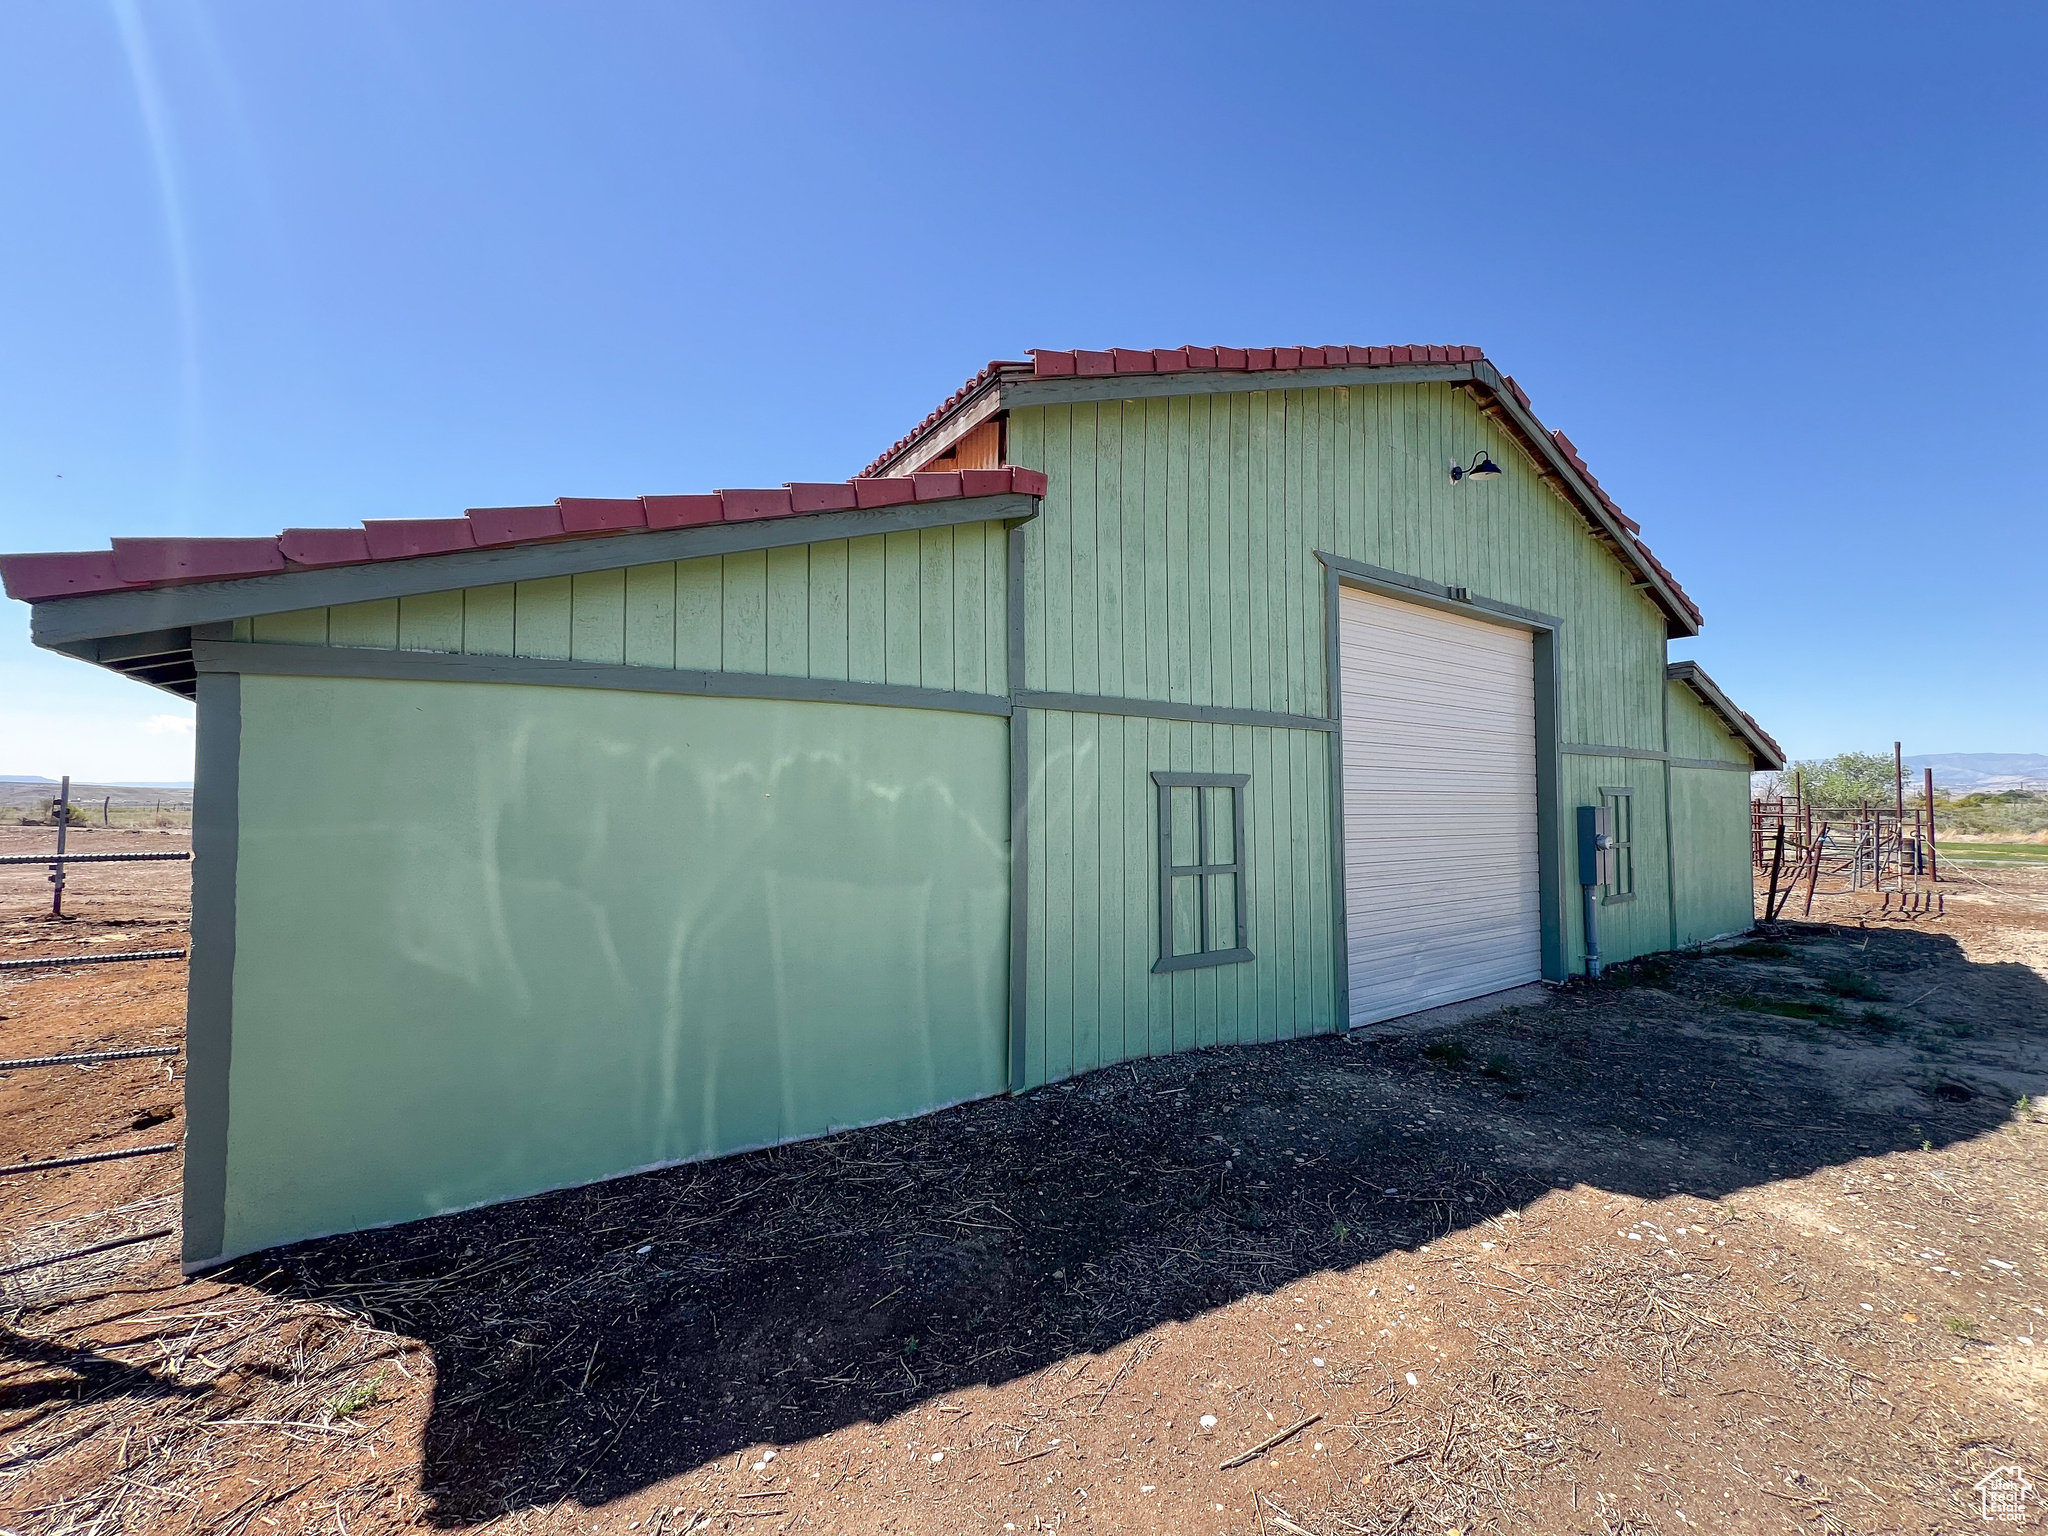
[[1577, 804, 1614, 980]]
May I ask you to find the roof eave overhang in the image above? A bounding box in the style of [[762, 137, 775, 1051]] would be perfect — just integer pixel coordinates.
[[1452, 362, 1699, 639], [1667, 660, 1785, 771], [878, 360, 1701, 639], [28, 490, 1041, 654]]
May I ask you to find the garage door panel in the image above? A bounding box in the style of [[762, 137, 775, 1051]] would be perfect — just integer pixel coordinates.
[[1352, 950, 1534, 999], [1339, 708, 1534, 743], [1344, 776, 1543, 802], [1343, 819, 1540, 843], [1343, 840, 1538, 873], [1347, 871, 1539, 908], [1340, 660, 1532, 695], [1335, 643, 1531, 684], [1350, 909, 1541, 958], [1349, 899, 1539, 937], [1341, 679, 1532, 716], [1353, 950, 1535, 995], [1340, 586, 1542, 1027], [1345, 778, 1536, 798]]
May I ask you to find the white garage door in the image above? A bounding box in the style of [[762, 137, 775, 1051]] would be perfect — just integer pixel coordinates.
[[1338, 585, 1542, 1026]]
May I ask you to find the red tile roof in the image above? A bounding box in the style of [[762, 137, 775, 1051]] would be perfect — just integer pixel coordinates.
[[0, 468, 1049, 603], [3, 342, 1705, 642], [1030, 343, 1485, 378], [1741, 709, 1786, 769], [857, 347, 1488, 478], [859, 359, 1028, 481], [862, 345, 1704, 631]]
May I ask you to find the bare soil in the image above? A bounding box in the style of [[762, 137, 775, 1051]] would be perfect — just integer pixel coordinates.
[[3, 829, 2044, 1536]]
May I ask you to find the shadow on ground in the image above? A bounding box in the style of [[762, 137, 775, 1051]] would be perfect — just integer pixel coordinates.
[[219, 922, 2041, 1523], [0, 1329, 207, 1417]]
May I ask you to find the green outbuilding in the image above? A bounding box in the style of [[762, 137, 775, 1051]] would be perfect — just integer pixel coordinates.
[[1, 343, 1783, 1270]]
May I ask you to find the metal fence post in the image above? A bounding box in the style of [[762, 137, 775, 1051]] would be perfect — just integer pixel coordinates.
[[51, 775, 70, 918], [1925, 767, 1939, 882]]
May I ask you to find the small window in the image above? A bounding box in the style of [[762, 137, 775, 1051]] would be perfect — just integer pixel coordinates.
[[1152, 772, 1253, 973], [1600, 786, 1635, 903]]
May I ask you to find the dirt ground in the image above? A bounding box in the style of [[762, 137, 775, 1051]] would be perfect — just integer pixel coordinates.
[[2, 826, 2044, 1536]]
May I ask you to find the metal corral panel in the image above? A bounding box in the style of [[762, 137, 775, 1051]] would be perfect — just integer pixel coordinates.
[[1338, 587, 1541, 1023]]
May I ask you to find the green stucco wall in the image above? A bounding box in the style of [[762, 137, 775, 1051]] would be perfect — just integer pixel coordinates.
[[215, 674, 1009, 1260]]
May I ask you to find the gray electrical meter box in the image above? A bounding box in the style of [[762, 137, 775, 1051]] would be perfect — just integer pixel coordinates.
[[1577, 804, 1615, 888]]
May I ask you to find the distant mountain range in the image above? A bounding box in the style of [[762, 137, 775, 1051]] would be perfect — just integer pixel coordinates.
[[0, 778, 193, 810], [1904, 753, 2048, 790], [1, 776, 192, 788]]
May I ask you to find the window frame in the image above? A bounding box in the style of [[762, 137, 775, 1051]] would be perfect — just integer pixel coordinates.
[[1150, 771, 1254, 973], [1599, 785, 1636, 904]]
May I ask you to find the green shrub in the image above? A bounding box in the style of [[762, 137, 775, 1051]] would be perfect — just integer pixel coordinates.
[[1727, 941, 1793, 960], [322, 1368, 386, 1423], [1731, 994, 1838, 1021]]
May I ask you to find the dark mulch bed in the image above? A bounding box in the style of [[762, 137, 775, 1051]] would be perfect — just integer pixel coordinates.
[[236, 926, 2014, 1520]]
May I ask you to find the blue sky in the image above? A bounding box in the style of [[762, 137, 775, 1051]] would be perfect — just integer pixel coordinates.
[[3, 2, 2042, 780]]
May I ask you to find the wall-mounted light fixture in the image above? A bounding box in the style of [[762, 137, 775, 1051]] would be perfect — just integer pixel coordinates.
[[1448, 452, 1503, 484]]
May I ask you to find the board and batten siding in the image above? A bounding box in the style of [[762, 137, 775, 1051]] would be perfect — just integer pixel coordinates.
[[1005, 383, 1677, 1057], [1559, 752, 1673, 965], [1666, 680, 1757, 945], [1006, 386, 1667, 749], [228, 522, 1013, 697], [1665, 680, 1756, 766], [1019, 712, 1333, 1089]]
